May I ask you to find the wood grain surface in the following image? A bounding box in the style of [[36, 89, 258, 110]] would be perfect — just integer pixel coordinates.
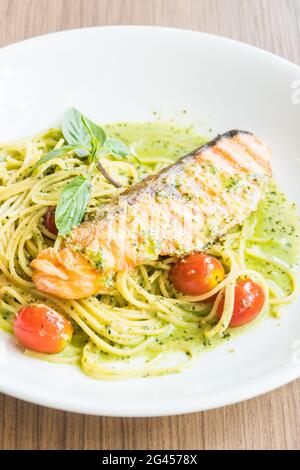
[[0, 0, 300, 450]]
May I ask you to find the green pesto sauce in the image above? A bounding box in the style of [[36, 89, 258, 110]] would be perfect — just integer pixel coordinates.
[[245, 182, 300, 295], [104, 121, 207, 165]]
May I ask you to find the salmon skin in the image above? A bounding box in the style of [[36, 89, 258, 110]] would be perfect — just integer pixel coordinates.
[[31, 130, 272, 299]]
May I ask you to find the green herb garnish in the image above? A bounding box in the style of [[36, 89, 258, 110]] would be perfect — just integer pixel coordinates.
[[34, 108, 132, 236], [103, 138, 130, 158], [55, 176, 91, 236]]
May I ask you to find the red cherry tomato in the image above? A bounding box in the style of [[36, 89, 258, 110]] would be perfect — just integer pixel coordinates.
[[169, 253, 225, 296], [13, 304, 73, 354], [217, 279, 265, 327], [43, 206, 58, 235]]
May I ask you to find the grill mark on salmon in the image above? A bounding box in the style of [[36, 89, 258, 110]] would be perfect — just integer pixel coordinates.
[[31, 130, 272, 299]]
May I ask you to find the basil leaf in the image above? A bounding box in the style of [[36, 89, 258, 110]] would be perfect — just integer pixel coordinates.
[[103, 138, 130, 158], [32, 144, 87, 171], [81, 115, 106, 147], [55, 176, 91, 236], [62, 108, 91, 156], [62, 108, 106, 157]]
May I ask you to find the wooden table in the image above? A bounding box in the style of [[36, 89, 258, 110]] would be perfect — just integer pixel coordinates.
[[0, 0, 300, 450]]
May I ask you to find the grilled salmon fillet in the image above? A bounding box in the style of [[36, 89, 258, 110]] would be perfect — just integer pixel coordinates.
[[31, 130, 272, 299]]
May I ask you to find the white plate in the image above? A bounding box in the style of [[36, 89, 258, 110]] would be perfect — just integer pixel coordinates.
[[0, 26, 300, 417]]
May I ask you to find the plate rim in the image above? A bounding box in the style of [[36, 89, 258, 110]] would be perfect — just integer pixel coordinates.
[[1, 24, 300, 73], [0, 357, 299, 416]]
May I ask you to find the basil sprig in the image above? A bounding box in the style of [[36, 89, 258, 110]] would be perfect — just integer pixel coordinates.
[[35, 108, 132, 236], [34, 107, 130, 179]]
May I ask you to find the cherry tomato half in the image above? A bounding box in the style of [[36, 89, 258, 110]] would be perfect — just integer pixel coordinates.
[[217, 279, 265, 327], [169, 253, 225, 296], [13, 304, 73, 354], [43, 206, 58, 235]]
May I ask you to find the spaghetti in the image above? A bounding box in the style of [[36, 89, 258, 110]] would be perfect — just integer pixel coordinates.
[[0, 123, 298, 379]]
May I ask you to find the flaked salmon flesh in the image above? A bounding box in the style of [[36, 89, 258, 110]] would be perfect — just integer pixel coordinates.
[[31, 130, 272, 299]]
